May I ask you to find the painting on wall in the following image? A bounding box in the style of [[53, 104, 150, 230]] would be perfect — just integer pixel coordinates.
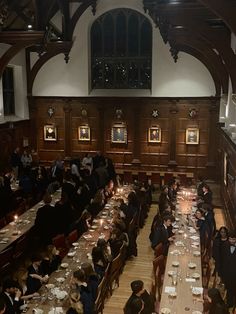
[[44, 125, 57, 141], [186, 128, 199, 144], [111, 124, 127, 144], [78, 125, 90, 141], [148, 127, 161, 143]]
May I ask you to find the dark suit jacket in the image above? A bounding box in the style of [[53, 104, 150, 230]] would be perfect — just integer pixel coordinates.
[[221, 242, 236, 289], [151, 224, 173, 255], [0, 292, 19, 314]]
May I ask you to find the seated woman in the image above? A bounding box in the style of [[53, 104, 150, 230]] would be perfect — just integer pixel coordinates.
[[81, 262, 99, 302], [92, 246, 108, 280], [109, 227, 129, 258], [104, 180, 115, 200], [41, 245, 61, 276], [193, 208, 210, 252], [66, 291, 83, 314], [70, 269, 94, 314], [212, 226, 229, 278], [13, 268, 39, 301], [27, 254, 48, 294], [87, 189, 105, 217]]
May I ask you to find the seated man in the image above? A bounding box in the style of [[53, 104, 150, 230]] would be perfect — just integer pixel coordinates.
[[0, 279, 21, 314], [124, 280, 154, 314], [151, 215, 175, 256]]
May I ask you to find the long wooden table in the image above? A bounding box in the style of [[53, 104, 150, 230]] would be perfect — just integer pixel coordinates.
[[0, 189, 62, 252], [24, 186, 132, 313], [159, 188, 203, 314]]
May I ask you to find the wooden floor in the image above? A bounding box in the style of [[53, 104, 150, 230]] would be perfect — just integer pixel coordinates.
[[103, 186, 225, 314], [103, 204, 157, 314]]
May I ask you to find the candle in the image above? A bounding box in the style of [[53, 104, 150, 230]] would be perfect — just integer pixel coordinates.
[[100, 219, 103, 228], [184, 233, 187, 239], [14, 215, 18, 223]]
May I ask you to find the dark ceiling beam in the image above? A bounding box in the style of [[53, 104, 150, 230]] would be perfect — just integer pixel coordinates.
[[176, 44, 222, 95], [168, 29, 229, 86], [34, 0, 58, 30], [57, 0, 71, 40], [152, 8, 236, 92], [170, 33, 228, 95], [198, 0, 236, 35], [0, 31, 44, 77], [71, 0, 94, 35], [26, 41, 73, 95]]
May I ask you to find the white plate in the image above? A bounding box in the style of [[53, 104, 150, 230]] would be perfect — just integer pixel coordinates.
[[172, 261, 179, 267], [67, 251, 76, 257], [91, 225, 98, 229], [175, 217, 180, 221], [193, 251, 201, 256], [56, 277, 65, 283], [72, 242, 79, 247], [45, 284, 55, 289], [192, 311, 202, 314], [188, 262, 197, 269], [103, 225, 109, 230], [168, 270, 177, 276], [192, 273, 200, 279], [170, 249, 181, 255], [175, 241, 184, 247], [0, 229, 8, 234], [161, 308, 171, 314], [178, 230, 184, 234], [61, 263, 68, 268], [30, 208, 35, 212]]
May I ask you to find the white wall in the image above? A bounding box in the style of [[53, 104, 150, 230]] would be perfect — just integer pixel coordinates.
[[0, 44, 28, 121], [33, 0, 216, 97]]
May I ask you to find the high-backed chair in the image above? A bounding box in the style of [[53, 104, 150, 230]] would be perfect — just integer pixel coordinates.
[[154, 243, 164, 258], [152, 255, 166, 301], [107, 253, 122, 295], [13, 234, 29, 259]]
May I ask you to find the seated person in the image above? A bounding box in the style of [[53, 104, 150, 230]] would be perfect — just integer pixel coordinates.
[[13, 268, 39, 301], [109, 227, 129, 258], [124, 280, 154, 314], [41, 245, 61, 276], [0, 279, 21, 314], [81, 262, 99, 302], [66, 291, 83, 314], [204, 288, 229, 314], [0, 298, 6, 314], [151, 215, 175, 256], [70, 269, 94, 314], [27, 254, 48, 294]]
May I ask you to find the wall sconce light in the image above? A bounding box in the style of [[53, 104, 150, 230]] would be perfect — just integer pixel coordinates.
[[47, 107, 55, 118]]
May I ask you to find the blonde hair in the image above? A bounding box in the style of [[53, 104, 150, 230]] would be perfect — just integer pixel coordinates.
[[69, 291, 83, 314]]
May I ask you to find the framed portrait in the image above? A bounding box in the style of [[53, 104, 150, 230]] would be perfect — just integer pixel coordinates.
[[78, 125, 90, 141], [44, 125, 57, 141], [148, 127, 161, 143], [186, 128, 199, 145], [111, 124, 127, 143]]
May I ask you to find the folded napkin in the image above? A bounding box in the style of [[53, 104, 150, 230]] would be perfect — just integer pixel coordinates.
[[164, 286, 176, 293], [190, 235, 200, 240], [0, 240, 8, 244], [185, 278, 196, 282], [192, 287, 203, 294]]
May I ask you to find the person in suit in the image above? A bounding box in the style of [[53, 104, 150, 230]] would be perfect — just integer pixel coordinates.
[[151, 215, 175, 255], [27, 254, 48, 294], [0, 279, 21, 314], [0, 297, 6, 314], [34, 193, 57, 245], [124, 280, 154, 314], [220, 230, 236, 308], [206, 288, 229, 314], [158, 185, 171, 214], [212, 226, 229, 278]]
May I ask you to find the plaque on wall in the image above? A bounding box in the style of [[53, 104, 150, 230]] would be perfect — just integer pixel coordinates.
[[186, 128, 199, 144], [148, 127, 161, 143], [78, 125, 90, 141], [44, 125, 57, 141], [111, 124, 127, 144]]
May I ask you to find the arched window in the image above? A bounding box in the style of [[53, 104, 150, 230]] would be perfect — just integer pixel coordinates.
[[91, 9, 152, 89]]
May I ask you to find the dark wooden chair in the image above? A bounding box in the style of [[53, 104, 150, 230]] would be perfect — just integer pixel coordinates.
[[67, 229, 78, 246], [0, 217, 7, 229], [13, 234, 29, 259], [0, 246, 14, 277], [154, 243, 164, 258], [107, 253, 122, 295], [52, 234, 69, 258], [152, 255, 166, 301], [94, 275, 109, 314]]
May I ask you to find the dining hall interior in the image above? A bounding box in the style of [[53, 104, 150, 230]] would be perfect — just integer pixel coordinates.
[[0, 0, 236, 314]]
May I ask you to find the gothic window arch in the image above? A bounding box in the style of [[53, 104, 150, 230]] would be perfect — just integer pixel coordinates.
[[91, 9, 152, 89]]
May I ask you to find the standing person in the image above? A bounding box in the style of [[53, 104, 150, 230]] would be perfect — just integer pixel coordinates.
[[11, 147, 21, 179], [151, 215, 175, 256], [212, 227, 228, 278], [21, 150, 32, 169], [221, 230, 236, 308]]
